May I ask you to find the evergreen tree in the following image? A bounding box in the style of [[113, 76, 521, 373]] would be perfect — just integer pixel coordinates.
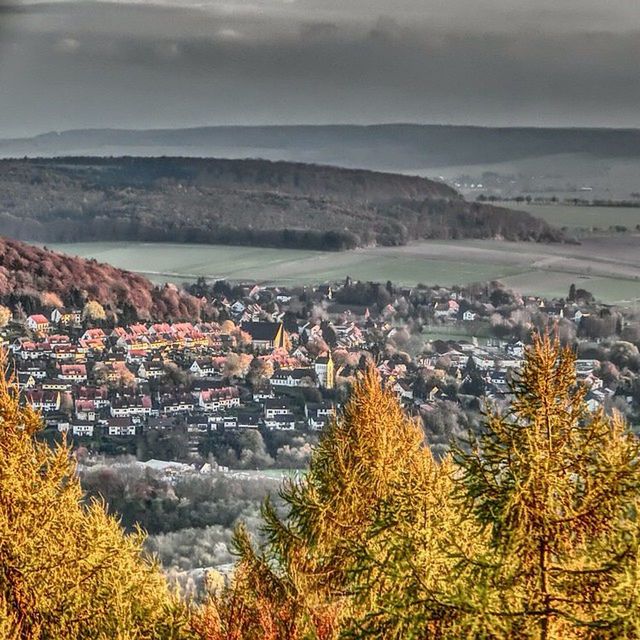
[[453, 334, 640, 638], [198, 368, 442, 639], [0, 351, 189, 639], [461, 355, 486, 396]]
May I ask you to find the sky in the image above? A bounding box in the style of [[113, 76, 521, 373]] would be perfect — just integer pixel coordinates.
[[1, 0, 639, 137]]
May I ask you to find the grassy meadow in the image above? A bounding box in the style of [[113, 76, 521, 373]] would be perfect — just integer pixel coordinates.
[[46, 238, 640, 306]]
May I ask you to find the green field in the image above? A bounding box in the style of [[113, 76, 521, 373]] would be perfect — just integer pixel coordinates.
[[46, 242, 521, 287], [500, 202, 640, 230], [45, 239, 640, 306]]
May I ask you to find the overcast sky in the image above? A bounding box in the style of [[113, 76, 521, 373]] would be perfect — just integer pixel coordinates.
[[1, 0, 639, 137]]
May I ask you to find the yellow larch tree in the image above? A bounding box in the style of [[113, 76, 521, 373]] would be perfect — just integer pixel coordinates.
[[195, 367, 456, 639], [0, 350, 191, 640], [453, 334, 640, 639]]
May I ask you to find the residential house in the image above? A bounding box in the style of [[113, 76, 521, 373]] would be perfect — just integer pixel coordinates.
[[160, 393, 195, 415], [186, 415, 210, 433], [105, 417, 137, 436], [26, 315, 50, 334], [198, 386, 240, 412], [190, 357, 221, 378], [58, 363, 87, 383], [305, 401, 336, 430], [433, 300, 459, 319], [505, 340, 526, 358], [17, 360, 48, 380], [221, 412, 259, 429], [137, 361, 166, 380], [25, 390, 60, 413], [110, 395, 153, 418], [74, 399, 97, 422], [264, 414, 296, 431], [270, 368, 317, 388], [393, 379, 414, 401], [264, 398, 293, 420], [71, 420, 95, 437], [51, 307, 81, 327], [576, 359, 599, 375]]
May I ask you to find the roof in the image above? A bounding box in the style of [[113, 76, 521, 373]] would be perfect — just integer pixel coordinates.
[[106, 416, 136, 426], [28, 315, 49, 324], [266, 414, 296, 423], [264, 398, 291, 409], [60, 363, 87, 374], [142, 459, 191, 473], [272, 368, 316, 380], [242, 321, 282, 342]]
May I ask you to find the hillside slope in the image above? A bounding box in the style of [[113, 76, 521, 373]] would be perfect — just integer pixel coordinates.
[[0, 157, 562, 249], [2, 124, 639, 168], [0, 237, 202, 321]]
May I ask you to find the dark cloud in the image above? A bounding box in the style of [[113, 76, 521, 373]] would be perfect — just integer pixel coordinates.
[[0, 0, 639, 136]]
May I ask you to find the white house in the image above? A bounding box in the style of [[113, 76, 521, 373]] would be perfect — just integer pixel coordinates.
[[264, 399, 292, 420], [72, 421, 95, 437], [264, 414, 296, 431], [270, 368, 316, 388], [26, 315, 50, 333]]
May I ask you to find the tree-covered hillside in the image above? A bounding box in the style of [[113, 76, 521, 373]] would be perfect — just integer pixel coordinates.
[[0, 236, 202, 321], [0, 157, 563, 249]]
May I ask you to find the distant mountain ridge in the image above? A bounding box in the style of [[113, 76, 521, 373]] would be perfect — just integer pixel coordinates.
[[0, 157, 562, 249], [2, 124, 640, 170]]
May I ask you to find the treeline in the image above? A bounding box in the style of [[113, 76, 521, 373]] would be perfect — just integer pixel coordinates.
[[0, 213, 360, 251], [5, 124, 640, 169], [480, 194, 640, 208], [0, 157, 564, 249]]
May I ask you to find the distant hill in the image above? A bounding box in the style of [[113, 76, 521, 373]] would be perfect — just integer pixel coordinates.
[[2, 124, 640, 170], [0, 157, 562, 250], [0, 236, 202, 321]]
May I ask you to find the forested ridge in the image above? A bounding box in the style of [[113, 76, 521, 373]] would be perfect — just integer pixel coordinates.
[[0, 236, 202, 321], [3, 336, 640, 638], [0, 157, 563, 249]]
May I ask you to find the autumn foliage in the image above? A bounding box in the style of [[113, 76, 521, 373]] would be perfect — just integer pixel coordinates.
[[5, 335, 640, 638], [0, 351, 190, 639], [0, 236, 202, 321], [199, 335, 640, 639]]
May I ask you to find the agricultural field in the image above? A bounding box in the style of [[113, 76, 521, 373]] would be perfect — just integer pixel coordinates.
[[46, 236, 640, 306], [45, 242, 519, 287], [498, 202, 640, 231]]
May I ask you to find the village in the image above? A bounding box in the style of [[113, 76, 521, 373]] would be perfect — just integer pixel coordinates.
[[1, 276, 638, 466]]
